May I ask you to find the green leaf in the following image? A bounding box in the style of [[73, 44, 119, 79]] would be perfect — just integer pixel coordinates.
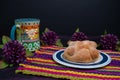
[[42, 32, 45, 35], [116, 41, 120, 51], [55, 39, 63, 47], [2, 35, 11, 45], [116, 46, 120, 51], [44, 27, 50, 33], [26, 50, 33, 57], [117, 41, 120, 45], [75, 28, 80, 32], [0, 44, 4, 48], [40, 40, 46, 46], [9, 64, 13, 67], [104, 30, 107, 35], [0, 60, 8, 69]]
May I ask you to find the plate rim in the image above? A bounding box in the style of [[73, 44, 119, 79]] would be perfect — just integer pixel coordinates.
[[53, 49, 111, 69]]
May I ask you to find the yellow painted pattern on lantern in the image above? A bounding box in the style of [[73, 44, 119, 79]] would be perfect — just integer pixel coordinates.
[[25, 29, 39, 40]]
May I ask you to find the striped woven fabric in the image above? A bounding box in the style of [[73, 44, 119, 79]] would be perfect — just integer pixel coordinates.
[[16, 46, 120, 80]]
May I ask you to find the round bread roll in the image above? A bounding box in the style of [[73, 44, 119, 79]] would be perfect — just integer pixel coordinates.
[[63, 40, 100, 63]]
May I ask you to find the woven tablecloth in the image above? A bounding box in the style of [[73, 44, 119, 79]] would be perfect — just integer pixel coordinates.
[[16, 46, 120, 80]]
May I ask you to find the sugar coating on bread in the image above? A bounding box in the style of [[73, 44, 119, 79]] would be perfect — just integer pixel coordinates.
[[63, 40, 100, 63]]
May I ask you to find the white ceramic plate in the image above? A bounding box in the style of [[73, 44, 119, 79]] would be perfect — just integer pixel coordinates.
[[53, 49, 111, 69]]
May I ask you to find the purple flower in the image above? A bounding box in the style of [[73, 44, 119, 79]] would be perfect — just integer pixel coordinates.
[[2, 40, 26, 65], [71, 32, 88, 41], [100, 34, 119, 51], [41, 31, 59, 45]]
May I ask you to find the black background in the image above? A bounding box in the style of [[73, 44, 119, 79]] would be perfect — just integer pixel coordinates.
[[0, 0, 120, 45]]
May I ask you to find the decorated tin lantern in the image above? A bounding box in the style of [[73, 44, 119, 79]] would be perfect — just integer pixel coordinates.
[[10, 18, 40, 51]]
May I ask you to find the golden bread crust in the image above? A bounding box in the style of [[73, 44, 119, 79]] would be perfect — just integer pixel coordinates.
[[63, 40, 99, 63]]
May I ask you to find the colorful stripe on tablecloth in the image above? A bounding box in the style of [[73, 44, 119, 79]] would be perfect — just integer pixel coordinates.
[[16, 46, 120, 80]]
